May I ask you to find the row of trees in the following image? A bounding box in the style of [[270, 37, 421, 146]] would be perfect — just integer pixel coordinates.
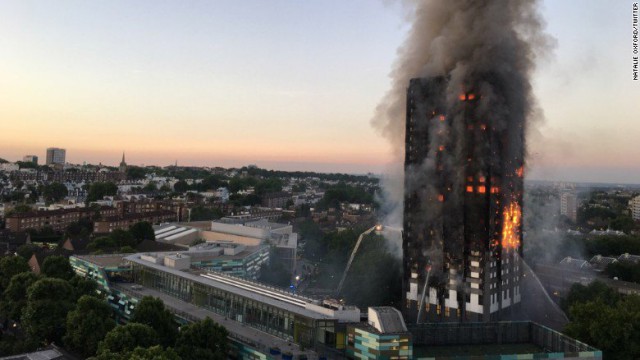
[[0, 255, 98, 354], [88, 222, 155, 253], [88, 297, 228, 360], [0, 255, 228, 359], [563, 281, 640, 359]]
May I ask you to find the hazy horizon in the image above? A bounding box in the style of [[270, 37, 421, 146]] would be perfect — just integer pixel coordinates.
[[1, 0, 637, 184]]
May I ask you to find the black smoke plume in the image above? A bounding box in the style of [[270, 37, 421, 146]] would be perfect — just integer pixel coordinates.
[[373, 0, 554, 231]]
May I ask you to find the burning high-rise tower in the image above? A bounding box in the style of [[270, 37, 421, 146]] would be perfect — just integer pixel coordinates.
[[403, 75, 524, 323]]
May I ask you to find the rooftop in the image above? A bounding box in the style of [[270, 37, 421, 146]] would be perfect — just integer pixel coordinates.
[[74, 254, 131, 268], [124, 253, 358, 320], [112, 282, 316, 358], [367, 306, 408, 334]]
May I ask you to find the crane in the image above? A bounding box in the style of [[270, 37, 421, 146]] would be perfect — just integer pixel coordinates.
[[335, 224, 382, 296]]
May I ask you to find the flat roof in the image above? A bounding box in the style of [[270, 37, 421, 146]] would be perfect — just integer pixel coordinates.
[[73, 254, 130, 268], [112, 282, 315, 358], [124, 254, 332, 320], [414, 343, 543, 357]]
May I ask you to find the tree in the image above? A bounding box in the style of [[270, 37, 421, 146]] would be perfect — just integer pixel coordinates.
[[21, 278, 75, 344], [175, 317, 228, 360], [86, 182, 118, 203], [126, 166, 147, 180], [41, 255, 75, 281], [97, 323, 159, 356], [189, 206, 224, 221], [130, 297, 178, 347], [16, 161, 37, 169], [64, 217, 93, 239], [143, 182, 157, 193], [69, 275, 98, 301], [609, 215, 635, 234], [64, 295, 116, 357], [91, 345, 180, 360], [0, 272, 40, 322], [130, 221, 155, 242], [5, 204, 33, 217], [42, 182, 68, 204], [173, 180, 189, 193], [254, 178, 283, 196], [88, 236, 119, 252], [0, 256, 31, 291], [16, 243, 40, 260], [111, 229, 137, 248], [562, 281, 620, 311], [564, 295, 640, 359]]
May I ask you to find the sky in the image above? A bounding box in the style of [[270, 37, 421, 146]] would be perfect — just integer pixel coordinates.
[[0, 1, 637, 183]]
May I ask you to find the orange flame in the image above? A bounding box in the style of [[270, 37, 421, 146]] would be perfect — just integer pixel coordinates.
[[516, 166, 524, 177], [459, 94, 466, 101], [467, 94, 476, 100], [501, 202, 521, 249]]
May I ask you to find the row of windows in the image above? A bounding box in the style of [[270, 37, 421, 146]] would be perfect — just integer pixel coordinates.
[[131, 264, 326, 348]]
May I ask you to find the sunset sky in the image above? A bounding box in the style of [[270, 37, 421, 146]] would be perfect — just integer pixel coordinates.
[[0, 1, 637, 183]]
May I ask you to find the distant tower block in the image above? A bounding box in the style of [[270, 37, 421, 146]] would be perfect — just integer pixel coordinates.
[[403, 77, 523, 323], [46, 147, 66, 165]]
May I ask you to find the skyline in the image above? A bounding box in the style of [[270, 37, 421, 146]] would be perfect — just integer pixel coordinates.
[[1, 1, 637, 183]]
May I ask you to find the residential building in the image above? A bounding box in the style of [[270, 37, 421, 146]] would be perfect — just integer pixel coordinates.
[[560, 191, 578, 222], [93, 210, 176, 233], [22, 155, 38, 164], [5, 206, 118, 232], [262, 191, 291, 209], [0, 163, 19, 172], [0, 229, 30, 255], [630, 195, 640, 221], [46, 147, 66, 165], [403, 77, 523, 323]]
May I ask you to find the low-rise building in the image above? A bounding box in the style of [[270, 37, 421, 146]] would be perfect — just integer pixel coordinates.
[[5, 206, 118, 232], [94, 210, 176, 233], [347, 307, 412, 359], [262, 192, 291, 209]]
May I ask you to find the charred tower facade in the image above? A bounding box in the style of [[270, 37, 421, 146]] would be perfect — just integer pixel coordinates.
[[403, 76, 524, 323]]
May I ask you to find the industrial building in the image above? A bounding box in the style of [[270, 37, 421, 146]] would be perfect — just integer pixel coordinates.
[[403, 77, 523, 323]]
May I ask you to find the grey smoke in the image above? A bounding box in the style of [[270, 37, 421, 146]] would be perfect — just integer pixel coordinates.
[[373, 0, 554, 230]]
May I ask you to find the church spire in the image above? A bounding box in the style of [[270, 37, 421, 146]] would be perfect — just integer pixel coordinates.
[[119, 151, 127, 174]]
